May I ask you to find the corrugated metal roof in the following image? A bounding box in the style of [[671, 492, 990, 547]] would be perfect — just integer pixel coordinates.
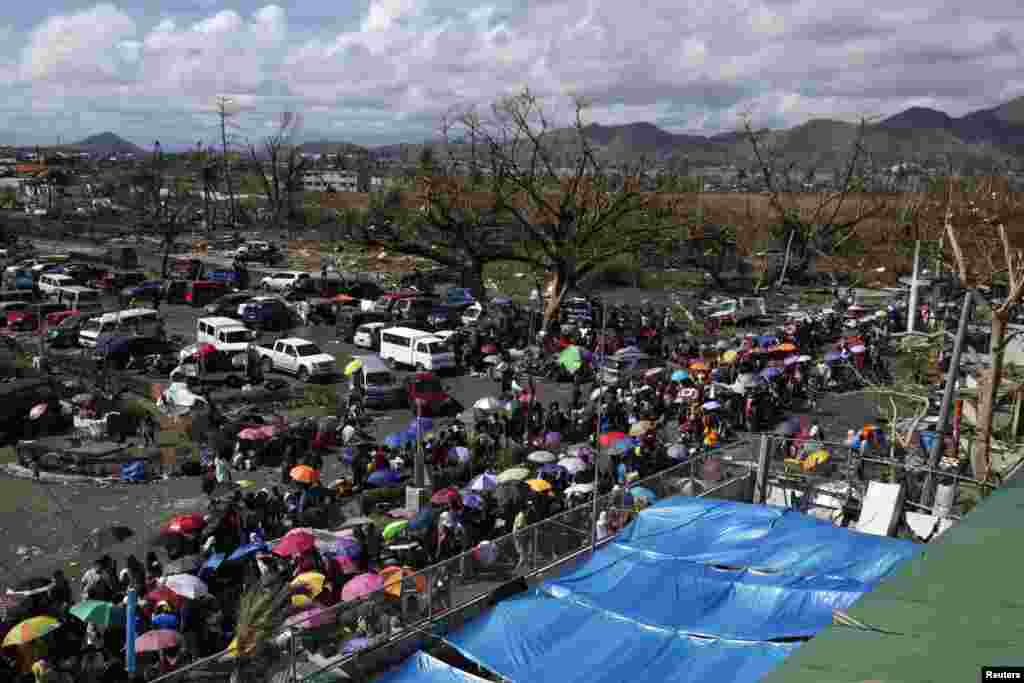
[[761, 468, 1024, 683]]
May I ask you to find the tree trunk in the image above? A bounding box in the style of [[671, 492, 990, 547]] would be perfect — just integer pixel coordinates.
[[542, 269, 570, 331], [973, 312, 1007, 482]]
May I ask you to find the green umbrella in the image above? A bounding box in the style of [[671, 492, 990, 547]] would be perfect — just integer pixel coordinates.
[[70, 600, 125, 628], [382, 520, 409, 542], [558, 346, 582, 373]]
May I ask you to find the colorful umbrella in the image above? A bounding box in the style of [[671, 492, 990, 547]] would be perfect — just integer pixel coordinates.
[[629, 421, 654, 436], [850, 344, 866, 353], [773, 342, 798, 353], [630, 486, 657, 502], [273, 529, 316, 557], [784, 355, 801, 366], [544, 432, 562, 448], [290, 465, 320, 484], [599, 432, 627, 447], [480, 343, 498, 354], [70, 601, 125, 628], [689, 361, 708, 371], [671, 369, 689, 381], [448, 446, 470, 464], [526, 479, 552, 493], [30, 403, 47, 420], [333, 535, 362, 558], [135, 629, 181, 653], [286, 607, 337, 631], [151, 613, 179, 630], [237, 427, 270, 441], [761, 367, 782, 379], [667, 444, 688, 460], [430, 487, 461, 506], [526, 450, 557, 464], [384, 431, 413, 448], [460, 492, 484, 509], [344, 358, 363, 376], [164, 513, 206, 534], [497, 467, 530, 483], [720, 350, 738, 364], [702, 401, 721, 410], [291, 572, 328, 608], [382, 520, 408, 542], [144, 586, 185, 610], [163, 574, 208, 599], [227, 542, 268, 563], [408, 417, 434, 433], [558, 346, 583, 373], [2, 616, 61, 647], [341, 573, 384, 602], [468, 472, 498, 491], [367, 469, 401, 487], [380, 566, 426, 598], [557, 456, 587, 474]]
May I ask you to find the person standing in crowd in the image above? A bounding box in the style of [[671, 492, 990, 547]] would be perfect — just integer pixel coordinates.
[[513, 505, 530, 570]]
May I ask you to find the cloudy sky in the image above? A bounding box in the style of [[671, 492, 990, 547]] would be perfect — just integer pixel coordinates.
[[2, 1, 1022, 149]]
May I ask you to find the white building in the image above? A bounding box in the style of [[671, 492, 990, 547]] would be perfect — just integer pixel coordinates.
[[302, 170, 358, 193]]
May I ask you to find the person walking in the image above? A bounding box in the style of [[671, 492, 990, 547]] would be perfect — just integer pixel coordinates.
[[513, 505, 530, 571]]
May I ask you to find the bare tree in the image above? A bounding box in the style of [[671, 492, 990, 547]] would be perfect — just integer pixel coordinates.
[[249, 111, 309, 236], [215, 96, 242, 229], [138, 142, 197, 277], [740, 115, 889, 284], [459, 88, 670, 326]]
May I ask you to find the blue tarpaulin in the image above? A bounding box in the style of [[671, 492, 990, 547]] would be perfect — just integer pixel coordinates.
[[444, 497, 920, 683], [375, 651, 490, 683]]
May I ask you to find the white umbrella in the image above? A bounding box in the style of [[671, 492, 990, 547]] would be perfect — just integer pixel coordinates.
[[557, 456, 587, 474], [497, 467, 530, 483], [797, 355, 813, 363], [565, 483, 594, 497], [526, 450, 557, 464], [162, 574, 209, 599], [850, 345, 866, 353], [590, 386, 609, 400], [474, 397, 501, 411]]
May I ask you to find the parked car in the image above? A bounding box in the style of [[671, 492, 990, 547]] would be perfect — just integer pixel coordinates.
[[256, 337, 336, 382], [120, 280, 163, 306], [241, 296, 294, 331], [335, 309, 392, 343], [260, 271, 310, 292], [94, 336, 178, 371], [404, 371, 455, 416], [205, 292, 257, 317], [353, 322, 388, 351], [349, 355, 406, 409], [184, 280, 230, 308]]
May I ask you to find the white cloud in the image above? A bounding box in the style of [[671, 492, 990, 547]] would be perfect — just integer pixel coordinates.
[[21, 3, 137, 84]]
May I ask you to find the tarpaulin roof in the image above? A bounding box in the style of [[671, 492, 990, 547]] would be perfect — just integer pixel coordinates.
[[444, 496, 920, 683], [374, 651, 491, 683]]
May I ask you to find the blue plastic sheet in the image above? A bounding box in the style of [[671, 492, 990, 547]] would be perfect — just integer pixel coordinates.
[[375, 651, 490, 683], [444, 496, 920, 683]]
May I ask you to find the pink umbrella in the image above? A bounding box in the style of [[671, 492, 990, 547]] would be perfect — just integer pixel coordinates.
[[193, 343, 217, 358], [30, 403, 47, 420], [333, 555, 359, 575], [341, 573, 384, 602], [273, 530, 316, 557], [238, 427, 269, 441], [544, 432, 561, 448], [285, 607, 336, 630], [135, 629, 181, 653]]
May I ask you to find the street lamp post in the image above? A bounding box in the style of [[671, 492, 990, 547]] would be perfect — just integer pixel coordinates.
[[591, 298, 608, 550]]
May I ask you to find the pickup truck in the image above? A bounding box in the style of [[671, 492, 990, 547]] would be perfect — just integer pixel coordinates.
[[256, 337, 336, 382], [703, 297, 766, 325]]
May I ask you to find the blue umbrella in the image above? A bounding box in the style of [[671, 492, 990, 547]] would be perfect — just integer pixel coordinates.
[[151, 613, 179, 629], [468, 472, 498, 491], [630, 486, 657, 502], [408, 506, 435, 531], [460, 493, 484, 509], [537, 463, 568, 478], [341, 448, 354, 464], [671, 369, 688, 381], [758, 335, 778, 347], [200, 553, 225, 575], [408, 417, 434, 433], [761, 367, 782, 379], [341, 637, 370, 656], [227, 543, 268, 563], [824, 351, 842, 363], [384, 432, 411, 449], [492, 296, 512, 305], [367, 469, 402, 487]]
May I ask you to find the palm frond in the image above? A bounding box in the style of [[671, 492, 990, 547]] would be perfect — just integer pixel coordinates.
[[234, 583, 293, 663]]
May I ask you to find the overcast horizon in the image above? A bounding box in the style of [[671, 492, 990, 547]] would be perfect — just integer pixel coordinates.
[[1, 1, 1022, 151]]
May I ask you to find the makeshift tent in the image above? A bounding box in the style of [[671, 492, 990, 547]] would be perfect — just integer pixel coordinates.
[[374, 651, 492, 683], [444, 496, 919, 683]]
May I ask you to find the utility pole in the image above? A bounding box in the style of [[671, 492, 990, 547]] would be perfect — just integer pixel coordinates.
[[922, 290, 973, 507], [591, 298, 608, 550], [216, 96, 237, 229], [907, 240, 921, 333]]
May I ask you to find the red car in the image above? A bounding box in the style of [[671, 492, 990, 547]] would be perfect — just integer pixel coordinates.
[[404, 372, 452, 416]]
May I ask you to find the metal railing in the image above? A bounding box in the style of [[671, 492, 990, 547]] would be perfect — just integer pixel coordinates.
[[149, 454, 754, 683]]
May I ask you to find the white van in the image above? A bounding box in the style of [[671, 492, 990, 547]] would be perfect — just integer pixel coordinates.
[[353, 322, 387, 350], [196, 316, 256, 355], [78, 308, 160, 348], [38, 273, 76, 296], [55, 286, 102, 314], [378, 326, 455, 372]]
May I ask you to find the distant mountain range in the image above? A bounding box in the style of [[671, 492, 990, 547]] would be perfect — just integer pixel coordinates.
[[56, 96, 1024, 171]]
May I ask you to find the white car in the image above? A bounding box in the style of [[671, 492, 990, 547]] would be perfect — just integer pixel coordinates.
[[353, 322, 387, 350], [260, 271, 310, 291], [256, 337, 336, 381]]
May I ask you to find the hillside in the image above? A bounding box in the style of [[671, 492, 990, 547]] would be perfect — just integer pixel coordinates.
[[66, 132, 145, 156]]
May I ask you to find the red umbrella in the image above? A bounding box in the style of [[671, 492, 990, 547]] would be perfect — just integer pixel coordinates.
[[480, 343, 498, 354], [430, 487, 461, 506], [193, 343, 217, 358], [273, 529, 316, 557], [145, 586, 185, 610], [599, 432, 627, 447], [164, 513, 206, 535]]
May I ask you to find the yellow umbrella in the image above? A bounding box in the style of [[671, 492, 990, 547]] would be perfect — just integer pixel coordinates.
[[526, 479, 552, 494], [344, 358, 363, 376], [689, 361, 708, 371], [721, 350, 738, 364], [290, 572, 329, 608], [2, 616, 61, 647], [803, 450, 831, 472], [629, 421, 654, 436], [236, 480, 255, 489]]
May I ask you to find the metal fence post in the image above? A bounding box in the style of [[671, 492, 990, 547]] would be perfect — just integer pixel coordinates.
[[289, 630, 297, 683], [755, 434, 770, 504], [532, 526, 539, 570], [426, 568, 433, 618]]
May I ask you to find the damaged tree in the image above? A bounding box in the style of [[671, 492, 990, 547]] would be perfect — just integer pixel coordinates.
[[741, 115, 889, 284], [250, 111, 309, 237], [460, 89, 670, 326], [139, 142, 196, 278]]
